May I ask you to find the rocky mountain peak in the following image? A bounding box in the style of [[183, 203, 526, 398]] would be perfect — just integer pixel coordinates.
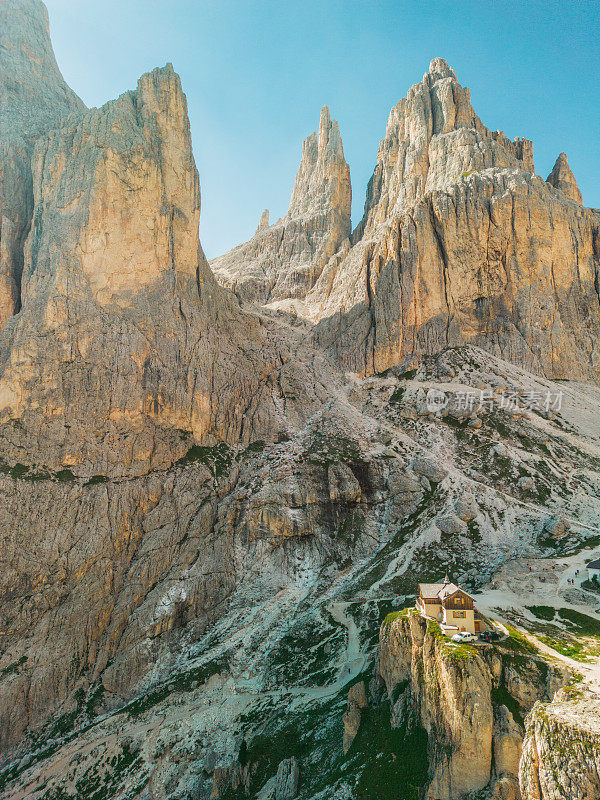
[[0, 45, 287, 477], [288, 104, 351, 220], [0, 0, 85, 330], [211, 105, 351, 302], [427, 56, 457, 82], [546, 151, 583, 204], [356, 57, 534, 237]]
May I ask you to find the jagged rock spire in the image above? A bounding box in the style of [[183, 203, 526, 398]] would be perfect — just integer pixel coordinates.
[[546, 152, 583, 204], [288, 104, 351, 221], [211, 105, 351, 303], [256, 209, 270, 233]]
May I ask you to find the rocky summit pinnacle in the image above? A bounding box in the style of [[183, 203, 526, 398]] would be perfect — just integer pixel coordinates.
[[427, 55, 457, 81], [210, 105, 351, 303], [546, 151, 583, 204], [288, 103, 350, 220]]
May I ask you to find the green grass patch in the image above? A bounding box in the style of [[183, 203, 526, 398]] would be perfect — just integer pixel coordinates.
[[389, 386, 406, 405], [175, 442, 232, 477], [558, 608, 600, 636], [500, 624, 538, 654], [527, 605, 556, 621], [0, 655, 27, 678]]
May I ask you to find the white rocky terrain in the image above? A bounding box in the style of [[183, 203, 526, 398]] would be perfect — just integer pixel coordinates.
[[0, 2, 599, 800]]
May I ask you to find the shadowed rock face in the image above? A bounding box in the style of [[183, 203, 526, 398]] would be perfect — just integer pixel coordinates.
[[0, 0, 85, 328], [210, 105, 351, 303]]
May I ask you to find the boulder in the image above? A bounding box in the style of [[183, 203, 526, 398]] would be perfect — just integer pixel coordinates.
[[275, 757, 299, 800], [411, 456, 447, 484], [543, 516, 571, 538], [493, 705, 523, 778], [328, 463, 361, 504], [455, 494, 478, 521], [436, 513, 468, 536], [257, 776, 277, 800]]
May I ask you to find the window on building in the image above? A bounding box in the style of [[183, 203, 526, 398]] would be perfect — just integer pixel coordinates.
[[454, 610, 466, 618]]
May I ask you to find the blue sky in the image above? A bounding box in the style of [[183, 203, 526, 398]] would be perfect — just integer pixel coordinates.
[[44, 0, 599, 259]]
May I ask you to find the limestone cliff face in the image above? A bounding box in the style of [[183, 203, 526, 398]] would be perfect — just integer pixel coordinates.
[[0, 0, 85, 329], [378, 612, 568, 800], [0, 63, 288, 477], [310, 167, 600, 379], [520, 688, 600, 800], [354, 57, 533, 239], [0, 396, 423, 752], [211, 106, 351, 303]]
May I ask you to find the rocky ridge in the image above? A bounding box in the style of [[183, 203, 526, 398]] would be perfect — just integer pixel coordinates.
[[215, 59, 600, 385]]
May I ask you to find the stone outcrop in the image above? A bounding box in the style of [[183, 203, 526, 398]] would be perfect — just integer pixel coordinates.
[[546, 152, 583, 204], [0, 0, 84, 328], [0, 57, 291, 477], [378, 611, 568, 799], [520, 688, 600, 800], [211, 105, 351, 303], [342, 680, 367, 753]]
